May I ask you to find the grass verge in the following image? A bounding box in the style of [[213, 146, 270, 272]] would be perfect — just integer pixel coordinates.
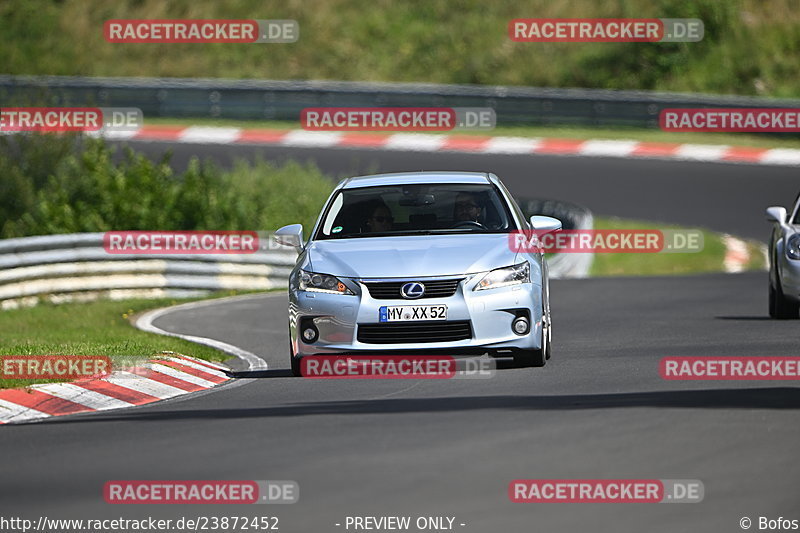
[[589, 216, 766, 276], [0, 294, 241, 389]]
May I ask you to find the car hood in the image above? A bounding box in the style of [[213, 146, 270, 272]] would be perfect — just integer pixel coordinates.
[[304, 234, 520, 278]]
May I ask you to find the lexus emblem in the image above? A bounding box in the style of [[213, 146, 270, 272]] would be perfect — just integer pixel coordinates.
[[400, 282, 425, 299]]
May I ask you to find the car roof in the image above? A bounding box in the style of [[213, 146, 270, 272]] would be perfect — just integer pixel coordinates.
[[340, 171, 492, 189]]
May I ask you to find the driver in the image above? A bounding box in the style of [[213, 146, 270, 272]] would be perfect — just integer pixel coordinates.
[[362, 199, 394, 232], [453, 192, 482, 223]]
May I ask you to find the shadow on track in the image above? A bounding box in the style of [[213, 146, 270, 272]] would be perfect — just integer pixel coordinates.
[[715, 316, 773, 321], [45, 387, 800, 425], [228, 369, 294, 378], [228, 358, 519, 379]]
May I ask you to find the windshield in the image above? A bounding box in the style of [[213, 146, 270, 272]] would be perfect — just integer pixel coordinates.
[[315, 183, 516, 239]]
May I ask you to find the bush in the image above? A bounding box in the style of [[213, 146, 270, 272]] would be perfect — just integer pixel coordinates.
[[0, 135, 334, 238], [2, 0, 799, 97]]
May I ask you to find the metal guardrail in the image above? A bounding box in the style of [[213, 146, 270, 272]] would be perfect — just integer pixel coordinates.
[[521, 199, 594, 278], [0, 233, 296, 309], [3, 75, 800, 129], [0, 199, 592, 309]]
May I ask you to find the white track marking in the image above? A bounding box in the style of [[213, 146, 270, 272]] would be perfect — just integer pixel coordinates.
[[163, 357, 229, 378], [33, 383, 133, 410], [722, 234, 751, 273], [579, 140, 639, 157], [96, 129, 140, 140], [760, 149, 800, 166], [135, 294, 270, 371], [674, 144, 730, 161], [147, 363, 218, 388], [484, 137, 540, 154], [0, 399, 51, 423], [384, 134, 447, 151], [179, 127, 242, 144], [281, 130, 343, 147], [180, 355, 230, 371], [101, 371, 188, 399]]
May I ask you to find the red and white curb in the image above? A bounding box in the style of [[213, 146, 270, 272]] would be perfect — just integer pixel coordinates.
[[722, 235, 754, 274], [101, 126, 800, 166], [0, 355, 230, 425], [0, 294, 271, 425]]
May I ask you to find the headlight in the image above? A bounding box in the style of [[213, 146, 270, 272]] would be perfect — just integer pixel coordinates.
[[787, 234, 800, 260], [474, 262, 530, 291], [298, 270, 354, 295]]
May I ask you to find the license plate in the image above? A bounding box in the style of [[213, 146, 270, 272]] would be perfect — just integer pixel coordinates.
[[379, 305, 447, 322]]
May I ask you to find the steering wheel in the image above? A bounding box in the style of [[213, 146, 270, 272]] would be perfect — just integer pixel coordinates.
[[451, 220, 486, 230]]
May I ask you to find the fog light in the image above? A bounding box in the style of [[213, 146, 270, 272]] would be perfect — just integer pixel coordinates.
[[512, 316, 530, 335], [302, 326, 319, 343]]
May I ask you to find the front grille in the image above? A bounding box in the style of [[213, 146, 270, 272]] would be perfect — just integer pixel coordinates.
[[357, 321, 472, 344], [362, 278, 463, 300]]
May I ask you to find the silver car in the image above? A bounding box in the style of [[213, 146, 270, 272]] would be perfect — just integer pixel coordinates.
[[767, 193, 800, 319], [275, 172, 562, 376]]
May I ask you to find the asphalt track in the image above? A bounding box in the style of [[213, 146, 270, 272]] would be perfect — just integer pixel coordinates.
[[119, 140, 800, 240], [2, 143, 799, 532]]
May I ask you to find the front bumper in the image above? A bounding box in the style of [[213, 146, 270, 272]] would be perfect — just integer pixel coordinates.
[[289, 275, 544, 358]]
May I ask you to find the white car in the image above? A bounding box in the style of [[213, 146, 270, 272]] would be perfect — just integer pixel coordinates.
[[766, 192, 800, 319], [275, 171, 562, 376]]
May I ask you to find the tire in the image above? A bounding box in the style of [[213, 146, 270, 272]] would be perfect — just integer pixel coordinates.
[[513, 320, 548, 368], [289, 337, 303, 377], [513, 301, 553, 368], [513, 347, 546, 368], [290, 355, 302, 377], [770, 277, 800, 319], [769, 280, 778, 318], [544, 315, 552, 361]]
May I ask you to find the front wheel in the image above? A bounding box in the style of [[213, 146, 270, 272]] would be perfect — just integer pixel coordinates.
[[289, 337, 303, 377], [290, 355, 302, 377], [513, 348, 545, 368], [513, 320, 549, 368], [770, 277, 800, 319], [544, 312, 552, 360]]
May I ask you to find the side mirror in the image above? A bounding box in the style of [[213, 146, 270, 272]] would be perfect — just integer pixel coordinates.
[[766, 206, 787, 224], [274, 224, 304, 251], [530, 215, 562, 234]]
